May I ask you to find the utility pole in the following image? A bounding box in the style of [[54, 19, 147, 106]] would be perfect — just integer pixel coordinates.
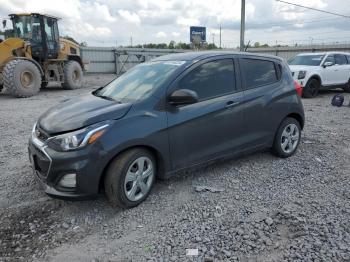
[[240, 0, 245, 51], [219, 26, 222, 48], [130, 36, 133, 47], [212, 33, 215, 45]]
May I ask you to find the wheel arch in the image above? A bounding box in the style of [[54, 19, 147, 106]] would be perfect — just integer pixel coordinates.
[[98, 145, 166, 193], [67, 55, 84, 69], [307, 74, 322, 86], [286, 112, 304, 130]]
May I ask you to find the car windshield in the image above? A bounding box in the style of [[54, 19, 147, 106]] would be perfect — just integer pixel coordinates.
[[94, 61, 184, 102], [288, 55, 324, 66]]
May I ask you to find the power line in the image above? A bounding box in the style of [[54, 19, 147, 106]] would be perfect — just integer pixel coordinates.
[[276, 0, 350, 19]]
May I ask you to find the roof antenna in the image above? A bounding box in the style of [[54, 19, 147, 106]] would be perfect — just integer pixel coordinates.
[[244, 40, 250, 52]]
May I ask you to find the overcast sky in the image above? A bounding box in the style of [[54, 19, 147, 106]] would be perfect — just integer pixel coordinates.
[[0, 0, 349, 47]]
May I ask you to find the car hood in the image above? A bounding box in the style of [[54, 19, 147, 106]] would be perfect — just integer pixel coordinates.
[[289, 65, 319, 72], [38, 93, 132, 134]]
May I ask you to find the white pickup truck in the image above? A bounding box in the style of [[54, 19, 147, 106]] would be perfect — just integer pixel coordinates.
[[288, 52, 350, 98]]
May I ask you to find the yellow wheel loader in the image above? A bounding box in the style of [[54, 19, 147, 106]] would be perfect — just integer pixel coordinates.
[[0, 13, 85, 97]]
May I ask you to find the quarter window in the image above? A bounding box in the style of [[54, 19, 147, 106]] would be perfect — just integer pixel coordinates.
[[241, 58, 278, 89], [178, 59, 235, 101]]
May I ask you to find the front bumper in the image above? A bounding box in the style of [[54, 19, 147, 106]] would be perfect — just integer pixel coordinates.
[[28, 136, 102, 200]]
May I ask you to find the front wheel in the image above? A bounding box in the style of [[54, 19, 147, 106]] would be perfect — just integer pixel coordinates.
[[104, 148, 156, 208], [272, 117, 301, 158], [303, 78, 320, 98], [343, 79, 350, 93]]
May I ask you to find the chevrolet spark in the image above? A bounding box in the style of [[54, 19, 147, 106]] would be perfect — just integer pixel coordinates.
[[29, 51, 305, 208]]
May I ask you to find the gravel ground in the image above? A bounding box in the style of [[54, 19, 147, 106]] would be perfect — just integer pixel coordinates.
[[0, 75, 349, 261]]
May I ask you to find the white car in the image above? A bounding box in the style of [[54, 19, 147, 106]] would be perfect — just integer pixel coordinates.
[[288, 52, 350, 98]]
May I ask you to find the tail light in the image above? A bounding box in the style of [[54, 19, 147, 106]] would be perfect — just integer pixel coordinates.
[[294, 80, 302, 97]]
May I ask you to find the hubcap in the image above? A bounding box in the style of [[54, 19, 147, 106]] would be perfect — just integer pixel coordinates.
[[124, 157, 154, 202], [20, 71, 34, 88], [72, 70, 80, 83], [280, 123, 299, 154]]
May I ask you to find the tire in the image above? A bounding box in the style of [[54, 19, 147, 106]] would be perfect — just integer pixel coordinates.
[[302, 78, 320, 98], [62, 61, 83, 89], [104, 148, 156, 208], [3, 60, 41, 98], [343, 79, 350, 93], [271, 117, 301, 158]]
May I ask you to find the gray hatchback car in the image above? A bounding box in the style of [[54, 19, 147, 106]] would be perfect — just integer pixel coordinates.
[[29, 51, 305, 208]]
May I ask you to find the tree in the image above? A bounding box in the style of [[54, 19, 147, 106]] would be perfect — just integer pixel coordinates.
[[80, 41, 88, 47], [253, 42, 260, 48], [168, 40, 175, 49]]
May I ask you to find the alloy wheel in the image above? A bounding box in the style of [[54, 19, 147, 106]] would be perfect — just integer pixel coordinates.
[[124, 157, 154, 202], [280, 123, 300, 154]]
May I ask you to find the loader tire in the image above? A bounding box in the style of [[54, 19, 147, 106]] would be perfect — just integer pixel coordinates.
[[62, 61, 83, 90], [3, 60, 41, 98]]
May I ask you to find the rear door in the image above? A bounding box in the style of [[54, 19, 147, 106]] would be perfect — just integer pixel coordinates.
[[238, 56, 286, 148], [166, 56, 245, 170]]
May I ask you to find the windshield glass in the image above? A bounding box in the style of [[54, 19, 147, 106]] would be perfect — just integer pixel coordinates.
[[288, 55, 324, 66], [12, 16, 33, 39], [95, 61, 185, 102]]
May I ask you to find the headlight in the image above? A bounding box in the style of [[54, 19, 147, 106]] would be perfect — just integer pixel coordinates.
[[298, 71, 306, 79], [47, 121, 111, 151]]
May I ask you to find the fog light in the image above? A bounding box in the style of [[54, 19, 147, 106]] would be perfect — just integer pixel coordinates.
[[58, 173, 76, 188]]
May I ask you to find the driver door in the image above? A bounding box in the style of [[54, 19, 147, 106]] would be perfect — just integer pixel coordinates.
[[166, 57, 245, 170], [322, 54, 338, 86]]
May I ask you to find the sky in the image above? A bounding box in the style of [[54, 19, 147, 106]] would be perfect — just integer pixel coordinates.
[[0, 0, 349, 48]]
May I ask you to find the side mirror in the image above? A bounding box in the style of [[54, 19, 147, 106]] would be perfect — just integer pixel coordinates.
[[168, 89, 199, 106], [323, 61, 334, 68]]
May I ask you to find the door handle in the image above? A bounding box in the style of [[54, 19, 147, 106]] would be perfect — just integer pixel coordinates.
[[225, 101, 240, 108]]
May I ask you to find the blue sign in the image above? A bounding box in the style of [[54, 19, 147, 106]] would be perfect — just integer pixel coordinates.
[[190, 26, 206, 43]]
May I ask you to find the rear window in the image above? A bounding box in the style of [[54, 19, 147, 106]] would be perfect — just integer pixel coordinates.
[[240, 58, 278, 89]]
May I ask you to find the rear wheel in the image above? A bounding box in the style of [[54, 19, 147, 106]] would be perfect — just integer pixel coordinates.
[[3, 59, 41, 98], [62, 61, 83, 89], [303, 78, 320, 98], [272, 117, 301, 158], [104, 148, 156, 208], [343, 79, 350, 93]]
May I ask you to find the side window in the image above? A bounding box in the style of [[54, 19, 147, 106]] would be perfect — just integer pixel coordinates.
[[347, 55, 350, 64], [178, 59, 235, 101], [324, 55, 335, 64], [240, 58, 278, 89], [335, 54, 347, 65]]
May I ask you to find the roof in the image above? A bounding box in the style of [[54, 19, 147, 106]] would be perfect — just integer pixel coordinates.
[[153, 51, 283, 62], [296, 51, 350, 56], [9, 13, 61, 20]]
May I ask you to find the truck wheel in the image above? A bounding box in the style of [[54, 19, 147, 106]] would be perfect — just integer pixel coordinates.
[[302, 78, 320, 98], [3, 60, 41, 98], [104, 148, 156, 208], [62, 61, 83, 89], [343, 79, 350, 93]]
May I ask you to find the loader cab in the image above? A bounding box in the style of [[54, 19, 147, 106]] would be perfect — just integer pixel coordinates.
[[10, 13, 60, 61]]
